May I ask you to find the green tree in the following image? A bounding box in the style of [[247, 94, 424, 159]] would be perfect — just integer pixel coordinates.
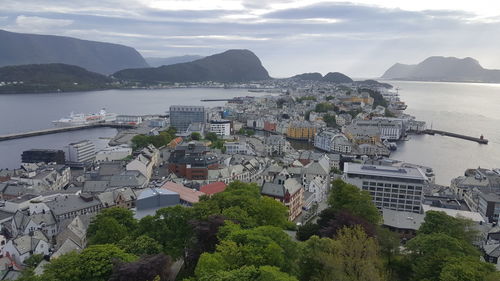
[[195, 225, 300, 279], [322, 114, 337, 127], [300, 226, 385, 281], [136, 205, 195, 259], [439, 257, 495, 281], [328, 179, 381, 224], [314, 102, 335, 113], [195, 181, 289, 228], [89, 216, 128, 245], [205, 132, 219, 142], [406, 233, 479, 281], [418, 211, 478, 243], [118, 235, 163, 256], [87, 207, 137, 245], [43, 244, 136, 281], [191, 132, 202, 140]]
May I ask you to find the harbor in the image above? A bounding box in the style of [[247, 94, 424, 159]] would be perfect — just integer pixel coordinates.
[[422, 129, 489, 144]]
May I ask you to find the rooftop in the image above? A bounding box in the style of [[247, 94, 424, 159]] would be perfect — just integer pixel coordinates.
[[344, 162, 427, 181]]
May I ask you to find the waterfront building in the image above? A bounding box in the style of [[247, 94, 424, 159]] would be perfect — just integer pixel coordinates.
[[353, 119, 404, 141], [209, 119, 231, 137], [342, 124, 381, 144], [314, 130, 352, 154], [21, 149, 65, 164], [116, 115, 143, 124], [343, 162, 428, 213], [65, 140, 95, 163], [169, 105, 206, 132], [287, 121, 318, 140]]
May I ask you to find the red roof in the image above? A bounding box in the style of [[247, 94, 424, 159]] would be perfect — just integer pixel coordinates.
[[200, 182, 227, 195]]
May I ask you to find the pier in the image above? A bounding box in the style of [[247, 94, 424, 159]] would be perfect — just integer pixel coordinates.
[[423, 129, 488, 144], [0, 123, 136, 142]]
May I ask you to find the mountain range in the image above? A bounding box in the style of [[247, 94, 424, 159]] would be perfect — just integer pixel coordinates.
[[145, 55, 204, 67], [382, 56, 500, 83], [114, 49, 270, 83], [0, 63, 112, 94], [0, 29, 148, 75]]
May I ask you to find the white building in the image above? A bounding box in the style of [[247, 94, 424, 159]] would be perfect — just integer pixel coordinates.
[[66, 140, 95, 163], [265, 135, 291, 156], [95, 145, 132, 162], [353, 119, 403, 141], [116, 115, 143, 124], [343, 162, 428, 213], [209, 119, 231, 137], [314, 130, 352, 154]]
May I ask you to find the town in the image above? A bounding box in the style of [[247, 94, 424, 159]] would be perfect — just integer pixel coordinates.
[[0, 77, 499, 280]]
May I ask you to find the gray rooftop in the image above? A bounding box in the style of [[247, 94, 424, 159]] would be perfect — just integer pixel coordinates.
[[344, 162, 427, 181]]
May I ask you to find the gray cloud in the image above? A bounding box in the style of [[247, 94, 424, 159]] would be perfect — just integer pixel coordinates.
[[0, 1, 499, 77]]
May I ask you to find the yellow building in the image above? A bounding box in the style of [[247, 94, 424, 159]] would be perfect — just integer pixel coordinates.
[[287, 122, 318, 140]]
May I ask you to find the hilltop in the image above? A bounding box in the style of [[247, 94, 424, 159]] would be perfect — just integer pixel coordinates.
[[114, 49, 270, 83], [0, 29, 148, 75], [0, 63, 112, 94], [382, 56, 500, 83]]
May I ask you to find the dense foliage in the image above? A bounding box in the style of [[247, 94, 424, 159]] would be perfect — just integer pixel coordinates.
[[131, 127, 176, 150], [19, 181, 498, 281], [0, 63, 113, 94]]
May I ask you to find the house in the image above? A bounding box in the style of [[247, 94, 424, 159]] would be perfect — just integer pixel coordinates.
[[10, 210, 58, 239], [43, 194, 103, 222], [261, 176, 304, 221], [3, 230, 50, 264], [126, 145, 159, 181], [12, 163, 70, 191], [54, 215, 91, 258], [307, 176, 329, 204], [109, 170, 148, 189], [97, 188, 137, 209]]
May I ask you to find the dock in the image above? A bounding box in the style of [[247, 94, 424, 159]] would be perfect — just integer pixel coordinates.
[[0, 123, 136, 142], [423, 129, 488, 144]]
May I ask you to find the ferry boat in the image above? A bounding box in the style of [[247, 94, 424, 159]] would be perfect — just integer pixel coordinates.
[[52, 109, 117, 127]]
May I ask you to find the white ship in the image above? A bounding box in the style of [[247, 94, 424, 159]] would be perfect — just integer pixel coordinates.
[[52, 109, 117, 127]]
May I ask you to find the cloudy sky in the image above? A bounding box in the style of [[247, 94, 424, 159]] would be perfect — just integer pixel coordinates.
[[1, 0, 500, 77]]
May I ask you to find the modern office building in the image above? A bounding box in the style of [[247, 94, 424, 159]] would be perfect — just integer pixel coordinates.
[[21, 149, 65, 164], [65, 140, 95, 163], [343, 162, 428, 213], [169, 105, 206, 132]]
